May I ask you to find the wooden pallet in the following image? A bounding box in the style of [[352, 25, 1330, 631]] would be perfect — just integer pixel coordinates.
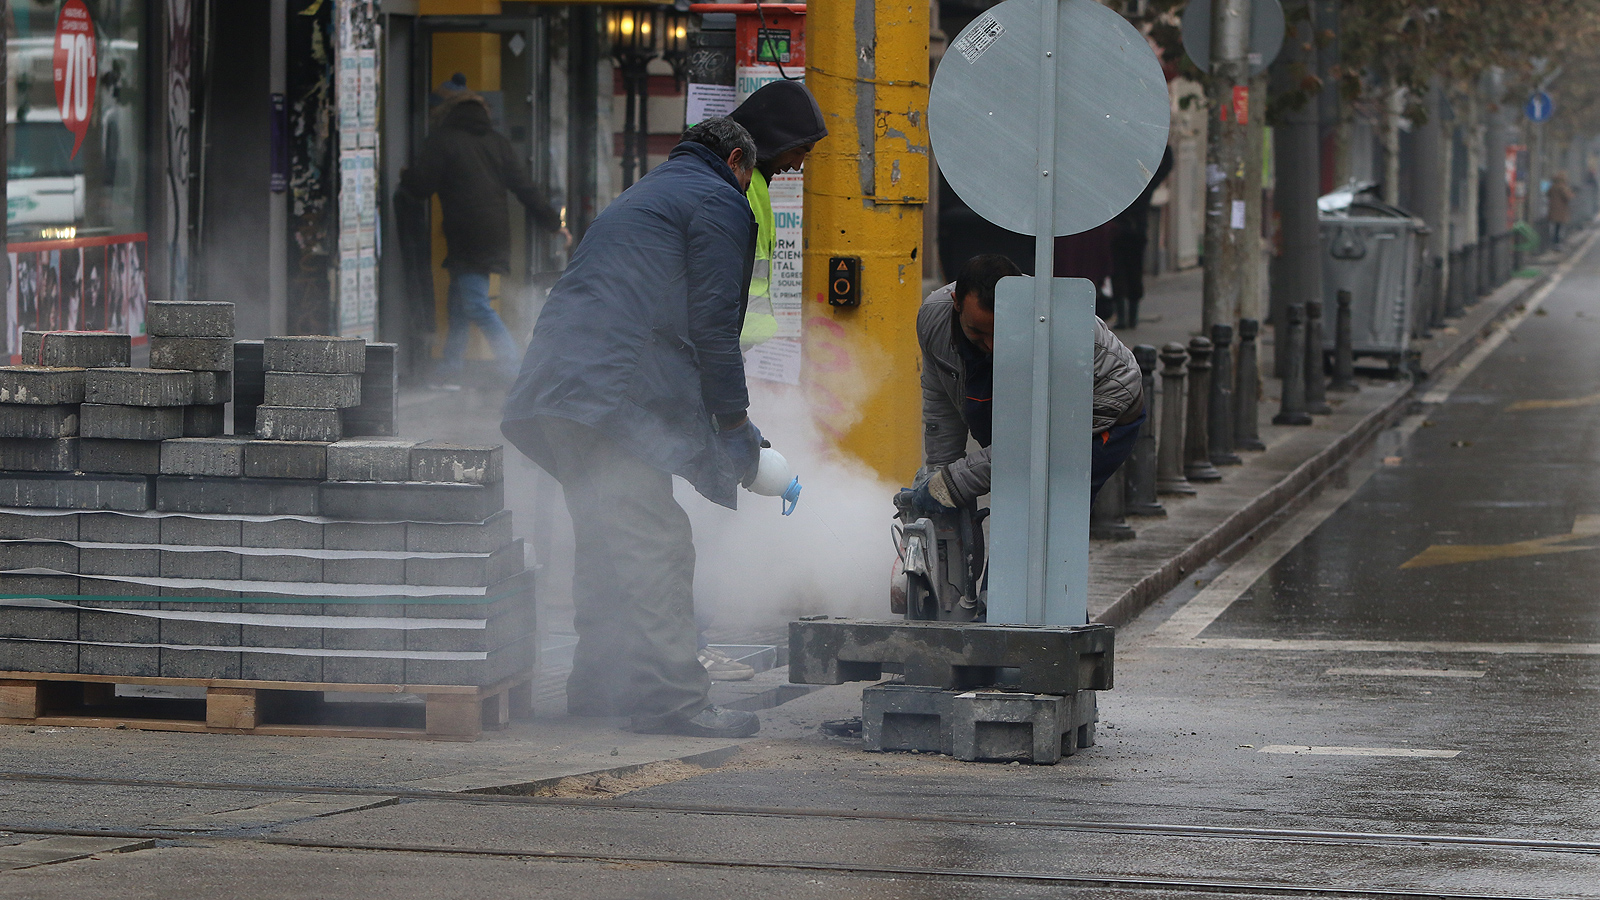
[[0, 670, 534, 741]]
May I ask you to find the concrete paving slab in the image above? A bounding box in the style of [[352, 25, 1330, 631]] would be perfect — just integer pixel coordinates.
[[157, 795, 398, 832], [0, 836, 153, 871]]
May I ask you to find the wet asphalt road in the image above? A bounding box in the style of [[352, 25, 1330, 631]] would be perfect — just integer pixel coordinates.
[[7, 244, 1600, 897]]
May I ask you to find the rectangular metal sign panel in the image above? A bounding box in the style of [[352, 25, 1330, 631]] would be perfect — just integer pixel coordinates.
[[987, 275, 1096, 626]]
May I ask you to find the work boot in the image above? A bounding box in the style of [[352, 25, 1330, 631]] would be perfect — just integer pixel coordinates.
[[697, 646, 756, 681], [631, 705, 760, 738]]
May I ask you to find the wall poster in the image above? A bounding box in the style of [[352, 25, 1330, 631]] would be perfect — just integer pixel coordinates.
[[6, 234, 149, 362]]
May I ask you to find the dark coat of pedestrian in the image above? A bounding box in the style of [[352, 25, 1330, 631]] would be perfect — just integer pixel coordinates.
[[1053, 222, 1117, 319], [400, 84, 566, 383], [1548, 172, 1574, 246], [1548, 173, 1573, 225], [1108, 145, 1173, 328], [400, 92, 562, 274]]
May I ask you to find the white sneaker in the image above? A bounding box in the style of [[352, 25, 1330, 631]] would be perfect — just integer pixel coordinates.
[[697, 647, 755, 681]]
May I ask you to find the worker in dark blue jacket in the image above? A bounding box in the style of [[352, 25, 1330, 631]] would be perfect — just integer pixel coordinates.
[[501, 118, 763, 739]]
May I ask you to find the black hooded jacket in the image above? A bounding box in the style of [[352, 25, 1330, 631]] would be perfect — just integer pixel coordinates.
[[729, 80, 828, 164], [400, 96, 561, 274]]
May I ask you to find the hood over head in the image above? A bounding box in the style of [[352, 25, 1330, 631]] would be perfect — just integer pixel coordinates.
[[432, 91, 492, 134], [729, 80, 828, 162]]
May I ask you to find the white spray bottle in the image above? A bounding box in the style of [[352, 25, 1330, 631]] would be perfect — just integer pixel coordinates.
[[745, 446, 802, 515]]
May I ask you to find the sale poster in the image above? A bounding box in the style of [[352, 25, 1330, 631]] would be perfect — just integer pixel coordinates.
[[53, 0, 97, 159]]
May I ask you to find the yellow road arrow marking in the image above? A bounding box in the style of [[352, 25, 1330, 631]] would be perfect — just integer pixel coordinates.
[[1506, 391, 1600, 411], [1401, 515, 1600, 569]]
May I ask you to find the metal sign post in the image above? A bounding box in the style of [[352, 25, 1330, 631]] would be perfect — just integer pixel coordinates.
[[930, 0, 1169, 625], [1018, 0, 1065, 626], [1181, 0, 1285, 76]]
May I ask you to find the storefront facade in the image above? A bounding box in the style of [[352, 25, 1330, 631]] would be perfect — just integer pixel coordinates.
[[3, 0, 731, 380]]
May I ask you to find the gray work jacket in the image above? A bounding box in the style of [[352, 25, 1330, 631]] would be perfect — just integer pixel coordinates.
[[918, 283, 1143, 505], [502, 142, 756, 509]]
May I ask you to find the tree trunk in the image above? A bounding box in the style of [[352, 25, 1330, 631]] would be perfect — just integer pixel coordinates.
[[1269, 0, 1321, 376], [1483, 69, 1509, 239], [1242, 71, 1267, 324], [1382, 75, 1403, 207], [1201, 0, 1255, 335], [1316, 0, 1344, 190], [1458, 87, 1482, 249]]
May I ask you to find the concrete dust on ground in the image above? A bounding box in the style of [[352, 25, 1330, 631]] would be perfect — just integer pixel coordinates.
[[529, 760, 713, 798]]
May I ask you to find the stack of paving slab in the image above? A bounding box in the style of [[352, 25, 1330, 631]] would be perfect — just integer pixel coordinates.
[[790, 619, 1113, 764], [233, 339, 398, 438], [0, 309, 533, 691]]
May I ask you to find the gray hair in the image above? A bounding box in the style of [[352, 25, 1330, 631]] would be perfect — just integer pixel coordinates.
[[681, 117, 757, 175]]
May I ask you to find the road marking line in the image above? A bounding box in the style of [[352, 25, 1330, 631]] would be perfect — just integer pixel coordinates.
[[1172, 637, 1600, 655], [1507, 390, 1600, 410], [1152, 483, 1356, 644], [1259, 745, 1461, 758], [1324, 667, 1486, 678], [1399, 513, 1600, 569], [1151, 233, 1599, 651]]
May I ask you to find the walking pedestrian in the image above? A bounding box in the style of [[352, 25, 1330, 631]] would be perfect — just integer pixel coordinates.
[[1108, 146, 1172, 329], [1548, 172, 1573, 247], [400, 73, 567, 386]]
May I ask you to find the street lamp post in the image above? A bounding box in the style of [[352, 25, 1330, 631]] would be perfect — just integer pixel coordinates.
[[606, 6, 664, 189]]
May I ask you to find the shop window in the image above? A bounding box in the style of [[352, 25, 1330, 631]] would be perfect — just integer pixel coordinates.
[[7, 0, 148, 358]]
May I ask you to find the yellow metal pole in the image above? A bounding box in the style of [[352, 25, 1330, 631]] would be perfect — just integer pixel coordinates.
[[803, 0, 929, 484]]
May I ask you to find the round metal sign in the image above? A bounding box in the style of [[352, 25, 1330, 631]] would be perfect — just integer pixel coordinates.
[[929, 0, 1171, 238], [1181, 0, 1285, 77]]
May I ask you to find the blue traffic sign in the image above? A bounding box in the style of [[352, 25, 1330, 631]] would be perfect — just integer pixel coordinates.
[[1527, 91, 1555, 123]]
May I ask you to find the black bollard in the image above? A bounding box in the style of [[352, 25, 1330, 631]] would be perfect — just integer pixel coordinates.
[[1126, 345, 1165, 516], [1475, 239, 1490, 300], [1184, 336, 1222, 482], [1427, 256, 1447, 331], [1157, 343, 1195, 495], [1234, 318, 1266, 451], [1304, 301, 1332, 414], [1208, 323, 1241, 465], [1274, 303, 1314, 425], [1473, 240, 1486, 300], [1089, 467, 1136, 541], [1329, 290, 1359, 393], [1445, 248, 1466, 319]]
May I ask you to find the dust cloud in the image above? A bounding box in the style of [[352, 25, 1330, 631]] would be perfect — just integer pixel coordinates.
[[681, 380, 904, 626]]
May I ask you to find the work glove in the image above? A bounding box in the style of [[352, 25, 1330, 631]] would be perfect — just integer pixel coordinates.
[[716, 417, 763, 488], [907, 466, 960, 515]]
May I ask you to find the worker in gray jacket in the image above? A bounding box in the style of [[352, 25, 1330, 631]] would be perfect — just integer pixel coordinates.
[[909, 254, 1144, 514]]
